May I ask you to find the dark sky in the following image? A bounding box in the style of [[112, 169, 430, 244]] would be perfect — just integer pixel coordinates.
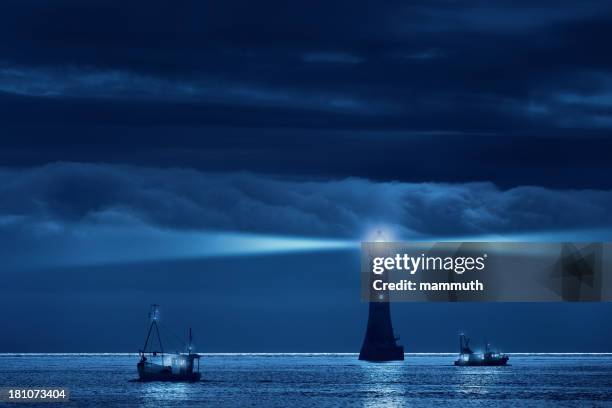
[[1, 0, 612, 352]]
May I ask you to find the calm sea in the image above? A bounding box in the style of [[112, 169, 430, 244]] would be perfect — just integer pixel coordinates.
[[1, 354, 611, 407]]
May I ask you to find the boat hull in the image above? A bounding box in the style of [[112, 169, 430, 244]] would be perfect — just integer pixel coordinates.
[[454, 356, 509, 366], [137, 362, 201, 382]]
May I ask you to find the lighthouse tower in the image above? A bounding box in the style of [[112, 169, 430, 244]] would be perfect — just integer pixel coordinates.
[[359, 231, 404, 361]]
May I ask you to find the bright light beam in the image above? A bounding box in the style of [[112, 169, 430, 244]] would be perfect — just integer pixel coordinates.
[[6, 223, 358, 269]]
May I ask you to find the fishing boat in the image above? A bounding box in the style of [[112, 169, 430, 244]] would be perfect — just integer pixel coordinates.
[[454, 333, 509, 366], [137, 304, 201, 382]]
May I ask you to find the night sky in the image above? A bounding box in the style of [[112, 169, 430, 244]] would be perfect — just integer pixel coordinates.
[[1, 1, 611, 352]]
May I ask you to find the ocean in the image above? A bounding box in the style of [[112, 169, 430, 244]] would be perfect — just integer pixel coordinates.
[[1, 354, 611, 407]]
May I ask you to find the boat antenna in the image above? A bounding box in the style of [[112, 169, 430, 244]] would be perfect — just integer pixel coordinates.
[[188, 328, 193, 355]]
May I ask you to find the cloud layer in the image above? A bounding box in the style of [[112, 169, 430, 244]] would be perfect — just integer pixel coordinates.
[[2, 163, 611, 240], [1, 1, 612, 188]]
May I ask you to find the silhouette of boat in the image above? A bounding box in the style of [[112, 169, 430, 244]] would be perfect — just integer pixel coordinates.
[[454, 333, 509, 366], [137, 304, 201, 382]]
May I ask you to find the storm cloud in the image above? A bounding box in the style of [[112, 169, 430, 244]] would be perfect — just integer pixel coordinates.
[[1, 0, 612, 188], [2, 162, 611, 240]]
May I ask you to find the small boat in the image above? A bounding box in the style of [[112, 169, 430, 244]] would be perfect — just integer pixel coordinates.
[[137, 304, 201, 382], [454, 333, 509, 366]]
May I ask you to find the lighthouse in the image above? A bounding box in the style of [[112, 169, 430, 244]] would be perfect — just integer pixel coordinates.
[[359, 231, 404, 361]]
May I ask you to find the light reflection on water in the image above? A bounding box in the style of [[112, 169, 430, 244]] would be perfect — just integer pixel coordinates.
[[136, 382, 191, 407], [450, 366, 504, 397], [0, 354, 611, 407], [358, 361, 405, 408]]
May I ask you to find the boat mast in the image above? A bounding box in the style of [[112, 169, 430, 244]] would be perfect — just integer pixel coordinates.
[[459, 333, 473, 354], [142, 304, 164, 356]]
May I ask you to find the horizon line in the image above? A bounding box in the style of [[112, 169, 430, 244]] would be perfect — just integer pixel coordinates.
[[1, 352, 612, 356]]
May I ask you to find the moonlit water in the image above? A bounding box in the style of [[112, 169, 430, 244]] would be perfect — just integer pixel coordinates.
[[1, 354, 611, 407]]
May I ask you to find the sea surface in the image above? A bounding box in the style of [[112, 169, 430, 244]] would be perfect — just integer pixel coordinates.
[[1, 354, 611, 407]]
